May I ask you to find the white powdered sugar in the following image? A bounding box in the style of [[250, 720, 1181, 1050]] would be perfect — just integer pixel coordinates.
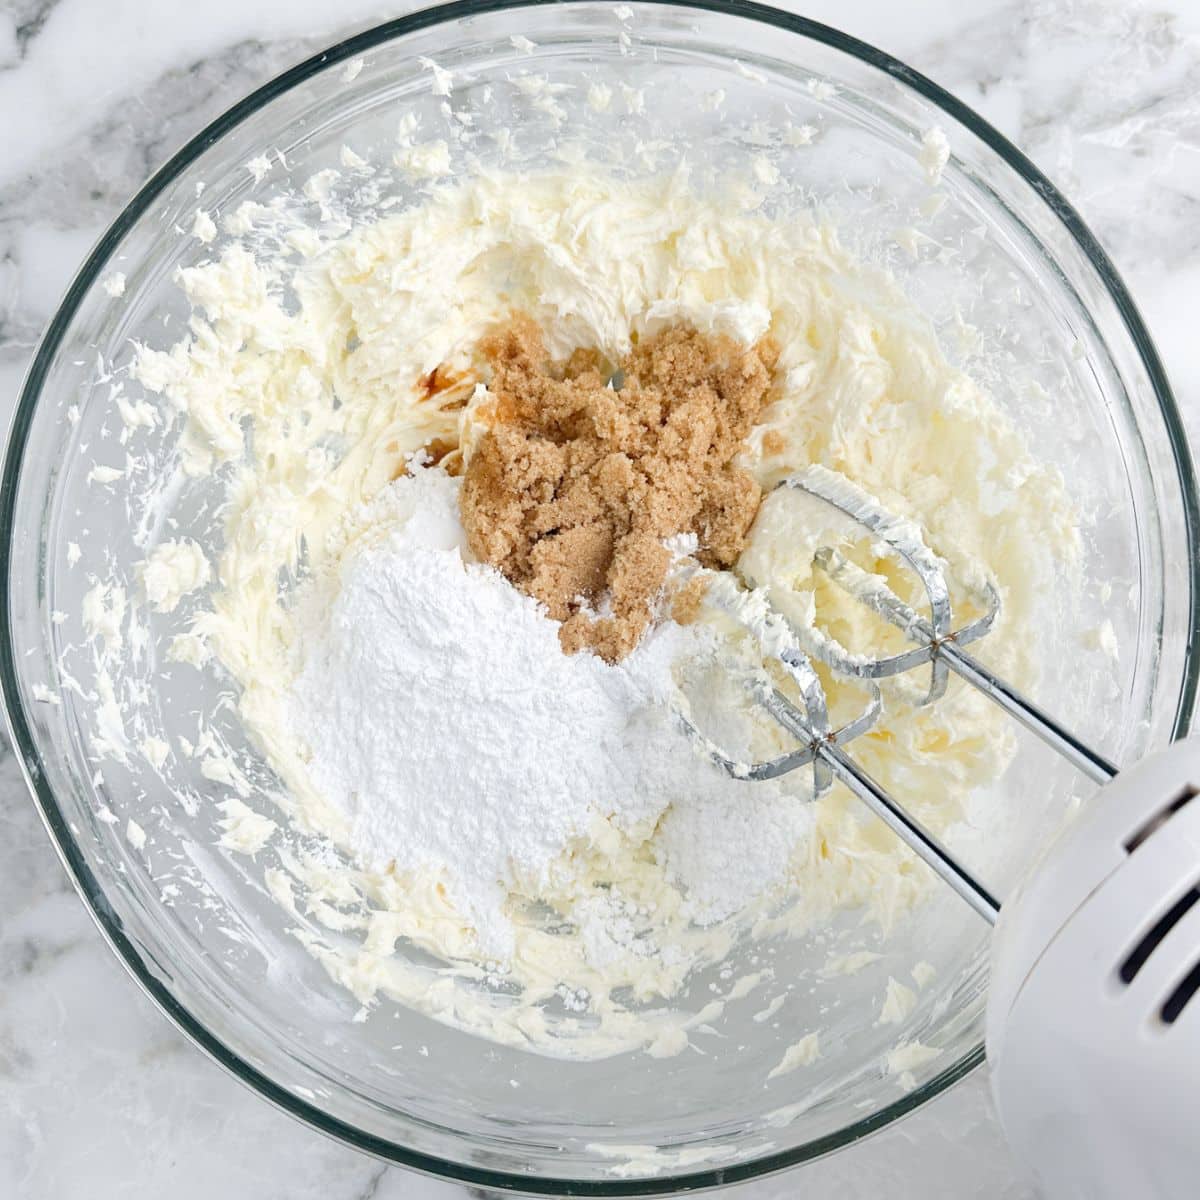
[[289, 468, 810, 959]]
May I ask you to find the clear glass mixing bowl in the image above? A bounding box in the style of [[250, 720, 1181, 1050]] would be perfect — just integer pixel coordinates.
[[4, 1, 1198, 1191]]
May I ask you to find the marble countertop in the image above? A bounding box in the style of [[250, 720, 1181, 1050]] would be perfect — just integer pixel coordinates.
[[3, 0, 1199, 1196]]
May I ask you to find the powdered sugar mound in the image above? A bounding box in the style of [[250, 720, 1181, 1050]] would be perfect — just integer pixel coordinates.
[[654, 784, 811, 925], [290, 468, 803, 959]]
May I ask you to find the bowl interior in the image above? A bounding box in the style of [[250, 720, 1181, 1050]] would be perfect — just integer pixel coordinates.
[[5, 1, 1196, 1190]]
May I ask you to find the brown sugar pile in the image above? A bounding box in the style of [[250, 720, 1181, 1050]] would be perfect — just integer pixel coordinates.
[[459, 316, 777, 662]]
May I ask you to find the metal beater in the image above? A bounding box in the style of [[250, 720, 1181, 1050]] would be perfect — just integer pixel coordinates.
[[680, 464, 1119, 924]]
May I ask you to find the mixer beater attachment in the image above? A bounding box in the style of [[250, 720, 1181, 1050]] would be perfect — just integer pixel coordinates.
[[683, 465, 1119, 924]]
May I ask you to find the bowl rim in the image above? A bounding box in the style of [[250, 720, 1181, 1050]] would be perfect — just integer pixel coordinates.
[[3, 0, 1198, 1192]]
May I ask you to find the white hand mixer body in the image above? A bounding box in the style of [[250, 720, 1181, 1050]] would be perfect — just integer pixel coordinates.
[[684, 466, 1200, 1199], [990, 741, 1200, 1200]]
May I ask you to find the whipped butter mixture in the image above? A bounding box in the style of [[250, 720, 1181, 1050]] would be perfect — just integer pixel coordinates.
[[122, 167, 1076, 1058]]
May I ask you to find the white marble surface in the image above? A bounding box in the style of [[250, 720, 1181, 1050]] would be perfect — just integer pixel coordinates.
[[2, 0, 1199, 1196]]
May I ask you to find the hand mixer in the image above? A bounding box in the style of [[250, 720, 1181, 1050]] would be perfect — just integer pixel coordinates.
[[685, 465, 1200, 1200]]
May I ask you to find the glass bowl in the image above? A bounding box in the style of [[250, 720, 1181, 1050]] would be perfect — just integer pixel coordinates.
[[3, 0, 1197, 1191]]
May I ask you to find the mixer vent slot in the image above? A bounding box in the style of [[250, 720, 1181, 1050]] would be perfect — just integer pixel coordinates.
[[1161, 960, 1200, 1025], [1124, 785, 1198, 854], [1119, 887, 1200, 984]]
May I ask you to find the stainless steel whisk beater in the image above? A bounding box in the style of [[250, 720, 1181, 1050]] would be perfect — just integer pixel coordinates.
[[683, 465, 1119, 925]]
